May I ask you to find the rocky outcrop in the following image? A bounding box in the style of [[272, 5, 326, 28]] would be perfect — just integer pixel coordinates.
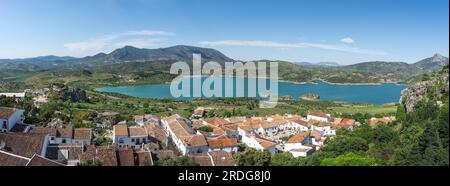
[[300, 93, 320, 101], [400, 66, 449, 112], [50, 84, 89, 102], [62, 88, 88, 102]]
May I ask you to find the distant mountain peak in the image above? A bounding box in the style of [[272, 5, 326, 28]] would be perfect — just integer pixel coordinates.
[[431, 53, 447, 62], [76, 45, 234, 64], [413, 53, 449, 71]]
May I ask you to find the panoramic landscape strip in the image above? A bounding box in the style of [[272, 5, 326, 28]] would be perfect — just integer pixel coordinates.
[[0, 0, 448, 173]]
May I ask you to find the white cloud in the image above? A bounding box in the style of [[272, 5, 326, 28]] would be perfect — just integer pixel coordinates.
[[340, 37, 354, 44], [63, 30, 173, 55], [199, 40, 386, 56], [125, 30, 175, 36]]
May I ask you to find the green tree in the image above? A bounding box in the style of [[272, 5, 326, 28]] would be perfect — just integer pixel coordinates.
[[270, 152, 297, 166], [81, 160, 103, 166], [234, 149, 271, 166], [158, 157, 198, 166], [320, 153, 380, 166], [321, 136, 368, 157]]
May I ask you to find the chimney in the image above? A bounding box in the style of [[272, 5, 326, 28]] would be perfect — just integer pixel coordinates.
[[0, 140, 5, 150]]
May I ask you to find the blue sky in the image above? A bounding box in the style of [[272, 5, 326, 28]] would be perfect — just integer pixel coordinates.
[[0, 0, 448, 64]]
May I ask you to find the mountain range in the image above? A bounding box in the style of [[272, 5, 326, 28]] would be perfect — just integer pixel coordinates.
[[0, 45, 448, 85], [296, 62, 341, 67]]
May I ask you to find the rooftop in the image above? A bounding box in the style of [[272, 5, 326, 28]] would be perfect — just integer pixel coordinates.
[[73, 128, 91, 140], [0, 150, 30, 166], [128, 126, 147, 137], [26, 154, 65, 166], [117, 148, 135, 166], [183, 135, 208, 147], [207, 136, 238, 148], [0, 133, 46, 158], [0, 107, 20, 119], [254, 135, 277, 149], [286, 132, 308, 144], [114, 124, 129, 136], [203, 117, 230, 126], [80, 146, 118, 166]]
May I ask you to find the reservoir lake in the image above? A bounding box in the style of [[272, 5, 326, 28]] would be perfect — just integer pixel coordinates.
[[96, 77, 407, 105]]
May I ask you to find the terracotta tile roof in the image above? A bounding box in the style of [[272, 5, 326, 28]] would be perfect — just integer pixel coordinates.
[[0, 150, 30, 166], [0, 107, 18, 119], [308, 111, 330, 118], [73, 128, 91, 140], [199, 125, 225, 137], [310, 130, 323, 140], [26, 154, 65, 166], [155, 150, 176, 160], [238, 124, 253, 132], [286, 132, 308, 144], [190, 153, 213, 166], [166, 116, 195, 138], [340, 118, 356, 126], [254, 135, 277, 149], [190, 151, 236, 166], [46, 144, 84, 161], [30, 127, 57, 136], [147, 142, 159, 150], [57, 127, 73, 138], [260, 122, 279, 129], [208, 151, 235, 166], [207, 136, 238, 148], [226, 117, 247, 123], [117, 148, 135, 166], [246, 119, 264, 126], [292, 119, 310, 126], [114, 124, 129, 136], [80, 146, 118, 166], [203, 117, 230, 126], [145, 124, 168, 143], [220, 123, 239, 131], [128, 126, 147, 137], [0, 133, 45, 158], [183, 135, 207, 147], [136, 150, 153, 166]]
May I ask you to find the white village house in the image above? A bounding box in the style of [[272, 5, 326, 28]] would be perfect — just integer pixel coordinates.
[[161, 114, 208, 155], [0, 107, 25, 133], [283, 133, 314, 157]]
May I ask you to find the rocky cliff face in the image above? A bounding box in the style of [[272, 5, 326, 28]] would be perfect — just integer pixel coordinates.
[[400, 66, 449, 112], [51, 84, 89, 102]]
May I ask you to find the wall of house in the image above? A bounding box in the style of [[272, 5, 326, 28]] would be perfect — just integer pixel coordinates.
[[284, 143, 305, 151], [114, 136, 131, 148], [209, 146, 238, 153], [307, 115, 328, 122], [289, 149, 313, 158], [186, 145, 209, 155], [72, 139, 91, 145], [242, 135, 264, 151], [55, 137, 73, 144], [0, 109, 24, 132], [130, 136, 148, 148]]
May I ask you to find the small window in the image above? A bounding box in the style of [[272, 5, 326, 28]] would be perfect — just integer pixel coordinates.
[[2, 121, 6, 129]]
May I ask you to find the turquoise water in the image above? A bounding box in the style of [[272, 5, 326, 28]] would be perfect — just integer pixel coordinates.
[[96, 77, 407, 104]]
